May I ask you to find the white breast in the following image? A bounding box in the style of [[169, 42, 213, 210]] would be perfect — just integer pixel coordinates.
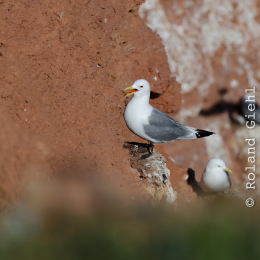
[[200, 169, 230, 192], [124, 96, 157, 143]]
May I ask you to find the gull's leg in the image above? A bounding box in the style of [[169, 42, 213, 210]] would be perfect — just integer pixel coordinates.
[[149, 143, 154, 155], [137, 143, 150, 153], [139, 142, 154, 160]]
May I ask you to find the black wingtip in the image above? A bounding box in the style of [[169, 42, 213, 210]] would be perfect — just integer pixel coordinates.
[[195, 129, 215, 138]]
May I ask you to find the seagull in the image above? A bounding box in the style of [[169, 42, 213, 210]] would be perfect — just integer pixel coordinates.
[[200, 158, 232, 192], [123, 79, 214, 159]]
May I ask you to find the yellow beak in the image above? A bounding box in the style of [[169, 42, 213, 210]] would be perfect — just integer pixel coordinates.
[[123, 86, 138, 97], [224, 168, 232, 174]]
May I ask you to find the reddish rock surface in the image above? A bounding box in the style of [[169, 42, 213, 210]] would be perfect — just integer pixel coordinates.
[[0, 0, 188, 208], [2, 0, 258, 210], [0, 110, 53, 208]]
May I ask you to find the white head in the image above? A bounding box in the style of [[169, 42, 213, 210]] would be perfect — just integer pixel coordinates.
[[124, 79, 151, 99], [205, 158, 232, 174]]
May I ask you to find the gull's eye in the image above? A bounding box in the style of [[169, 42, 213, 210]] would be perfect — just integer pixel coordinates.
[[140, 86, 143, 88], [218, 165, 221, 167]]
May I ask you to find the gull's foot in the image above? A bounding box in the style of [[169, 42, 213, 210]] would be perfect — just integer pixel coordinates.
[[138, 153, 153, 160], [137, 146, 148, 153], [138, 142, 154, 160], [124, 142, 154, 160]]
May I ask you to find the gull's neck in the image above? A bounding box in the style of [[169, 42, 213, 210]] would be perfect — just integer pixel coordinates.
[[130, 94, 150, 107]]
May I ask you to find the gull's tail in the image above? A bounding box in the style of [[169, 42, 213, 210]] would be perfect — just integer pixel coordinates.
[[195, 129, 215, 139], [176, 123, 215, 140]]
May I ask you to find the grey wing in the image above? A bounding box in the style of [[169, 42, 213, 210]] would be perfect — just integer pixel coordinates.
[[143, 109, 196, 142]]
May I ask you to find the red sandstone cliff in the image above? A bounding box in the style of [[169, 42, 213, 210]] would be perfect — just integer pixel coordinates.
[[0, 0, 191, 208], [1, 0, 259, 210]]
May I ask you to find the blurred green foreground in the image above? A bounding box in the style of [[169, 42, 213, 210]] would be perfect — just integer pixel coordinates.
[[0, 195, 259, 260]]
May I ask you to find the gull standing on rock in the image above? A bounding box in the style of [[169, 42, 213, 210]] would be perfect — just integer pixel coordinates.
[[200, 158, 232, 192], [123, 79, 214, 159]]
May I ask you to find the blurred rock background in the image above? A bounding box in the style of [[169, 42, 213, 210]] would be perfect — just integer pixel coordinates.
[[140, 0, 260, 195]]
